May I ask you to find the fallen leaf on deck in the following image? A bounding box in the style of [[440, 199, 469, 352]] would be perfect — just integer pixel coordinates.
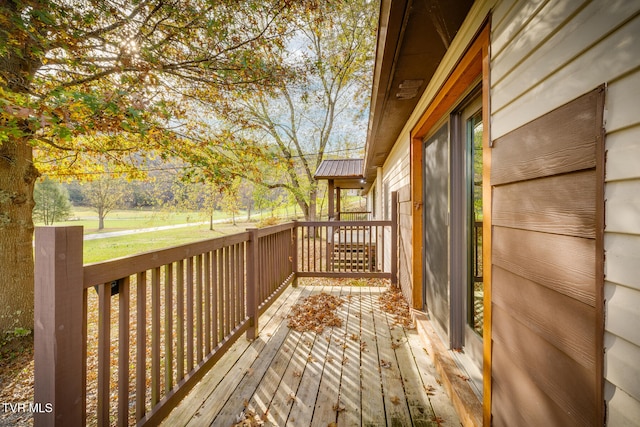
[[424, 385, 436, 396], [378, 287, 413, 328], [332, 402, 346, 412], [287, 293, 344, 334]]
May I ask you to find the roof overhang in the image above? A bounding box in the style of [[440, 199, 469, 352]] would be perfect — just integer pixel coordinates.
[[314, 159, 365, 190], [363, 0, 474, 188]]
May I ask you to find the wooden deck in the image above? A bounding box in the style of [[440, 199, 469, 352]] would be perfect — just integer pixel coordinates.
[[162, 285, 460, 427]]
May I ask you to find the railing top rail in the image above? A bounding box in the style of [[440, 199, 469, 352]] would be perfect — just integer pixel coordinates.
[[251, 221, 295, 238], [83, 231, 251, 288], [297, 220, 391, 227]]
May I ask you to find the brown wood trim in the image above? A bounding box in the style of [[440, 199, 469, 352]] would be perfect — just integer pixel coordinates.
[[594, 84, 606, 426], [480, 27, 493, 426], [410, 135, 423, 310], [411, 24, 490, 140]]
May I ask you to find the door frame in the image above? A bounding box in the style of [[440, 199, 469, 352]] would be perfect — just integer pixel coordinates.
[[410, 21, 492, 422]]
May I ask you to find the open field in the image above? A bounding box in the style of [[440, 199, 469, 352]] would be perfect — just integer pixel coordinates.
[[83, 221, 255, 263], [36, 207, 239, 234]]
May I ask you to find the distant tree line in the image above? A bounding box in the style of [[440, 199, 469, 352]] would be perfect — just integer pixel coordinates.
[[34, 174, 295, 229]]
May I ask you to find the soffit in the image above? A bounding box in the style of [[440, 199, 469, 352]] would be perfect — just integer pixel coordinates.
[[363, 0, 474, 186]]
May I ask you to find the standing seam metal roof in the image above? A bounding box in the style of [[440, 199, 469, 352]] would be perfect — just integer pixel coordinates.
[[314, 159, 364, 178]]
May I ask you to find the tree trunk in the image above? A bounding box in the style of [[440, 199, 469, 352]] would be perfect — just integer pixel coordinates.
[[0, 139, 40, 332], [98, 208, 105, 230], [308, 187, 318, 221]]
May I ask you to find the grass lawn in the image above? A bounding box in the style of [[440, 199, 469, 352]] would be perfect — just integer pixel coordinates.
[[83, 221, 254, 263], [37, 207, 246, 234]]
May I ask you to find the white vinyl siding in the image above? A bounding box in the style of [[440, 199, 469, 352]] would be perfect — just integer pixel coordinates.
[[380, 135, 411, 287], [490, 0, 640, 422]]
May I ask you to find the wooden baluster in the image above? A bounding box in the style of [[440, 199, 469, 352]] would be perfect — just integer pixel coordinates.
[[151, 267, 161, 406], [176, 261, 185, 381], [204, 252, 211, 355], [97, 283, 111, 427], [118, 278, 130, 427], [217, 249, 224, 341], [246, 228, 259, 340], [186, 257, 194, 372], [164, 263, 173, 392], [196, 255, 203, 363], [136, 271, 147, 420], [212, 250, 219, 346], [240, 243, 246, 319]]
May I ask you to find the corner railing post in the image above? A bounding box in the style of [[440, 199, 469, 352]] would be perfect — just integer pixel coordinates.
[[34, 226, 85, 426], [292, 221, 298, 287], [246, 228, 259, 340], [391, 191, 398, 286]]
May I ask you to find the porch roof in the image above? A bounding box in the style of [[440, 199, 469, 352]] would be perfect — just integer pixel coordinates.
[[363, 0, 474, 187], [314, 158, 365, 189]]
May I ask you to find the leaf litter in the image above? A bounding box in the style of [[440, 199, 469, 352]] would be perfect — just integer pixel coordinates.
[[378, 286, 413, 328], [286, 293, 344, 334]]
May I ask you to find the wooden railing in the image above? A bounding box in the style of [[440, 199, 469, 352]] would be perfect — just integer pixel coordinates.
[[337, 211, 372, 221], [295, 220, 396, 280], [33, 210, 396, 426], [34, 223, 295, 427]]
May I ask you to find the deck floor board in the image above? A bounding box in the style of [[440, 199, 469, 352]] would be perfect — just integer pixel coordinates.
[[162, 285, 461, 427]]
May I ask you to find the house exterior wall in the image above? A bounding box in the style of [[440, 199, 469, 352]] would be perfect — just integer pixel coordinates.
[[380, 136, 412, 304], [369, 0, 640, 423], [490, 0, 640, 423]]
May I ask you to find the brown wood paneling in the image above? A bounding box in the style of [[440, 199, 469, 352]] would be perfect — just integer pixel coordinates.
[[492, 304, 597, 424], [492, 338, 586, 427], [493, 266, 596, 370], [491, 86, 605, 425], [491, 348, 581, 427], [493, 170, 596, 238], [492, 226, 595, 306], [491, 89, 601, 186]]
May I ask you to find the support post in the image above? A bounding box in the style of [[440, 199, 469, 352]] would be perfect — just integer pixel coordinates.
[[336, 187, 341, 221], [292, 221, 298, 287], [246, 228, 259, 340], [328, 179, 335, 220], [34, 226, 85, 427], [391, 191, 398, 286]]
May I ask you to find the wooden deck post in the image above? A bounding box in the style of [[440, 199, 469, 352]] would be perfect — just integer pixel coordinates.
[[34, 226, 85, 427], [391, 191, 398, 286], [328, 179, 335, 220], [292, 221, 298, 287], [246, 228, 259, 340]]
